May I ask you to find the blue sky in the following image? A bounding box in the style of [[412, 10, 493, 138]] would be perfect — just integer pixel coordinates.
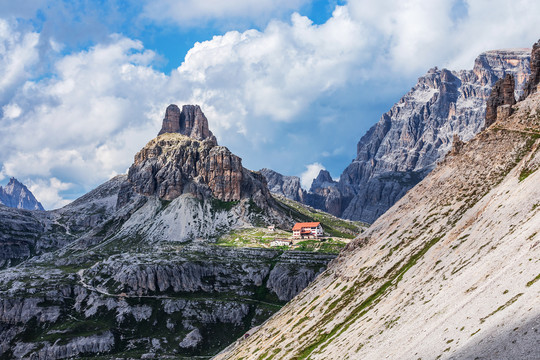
[[0, 0, 539, 209]]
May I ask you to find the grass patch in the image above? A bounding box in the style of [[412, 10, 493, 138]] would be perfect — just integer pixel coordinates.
[[526, 273, 540, 287], [480, 293, 523, 323], [518, 168, 536, 181], [211, 199, 240, 211], [274, 196, 367, 239]]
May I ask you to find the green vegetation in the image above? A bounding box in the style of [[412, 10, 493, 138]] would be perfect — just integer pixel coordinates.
[[518, 167, 536, 181], [216, 227, 348, 253], [480, 293, 523, 323], [274, 196, 367, 239], [526, 273, 540, 287], [295, 239, 346, 254], [211, 199, 240, 211], [216, 227, 291, 247]]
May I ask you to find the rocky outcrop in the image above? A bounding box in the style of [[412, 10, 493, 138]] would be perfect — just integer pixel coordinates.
[[485, 74, 516, 127], [259, 168, 305, 202], [179, 328, 203, 349], [0, 244, 336, 358], [449, 134, 464, 155], [309, 170, 335, 191], [128, 106, 275, 208], [522, 40, 540, 98], [158, 104, 216, 142], [306, 48, 531, 223], [126, 133, 272, 207], [13, 332, 115, 359], [84, 245, 333, 301], [0, 178, 44, 211]]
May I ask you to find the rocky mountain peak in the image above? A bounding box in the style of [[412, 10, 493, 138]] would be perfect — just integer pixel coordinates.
[[0, 177, 44, 211], [522, 39, 540, 99], [125, 105, 273, 209], [259, 168, 305, 203], [158, 104, 216, 142], [310, 169, 336, 191]]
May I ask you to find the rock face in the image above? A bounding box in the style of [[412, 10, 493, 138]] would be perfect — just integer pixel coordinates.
[[306, 49, 531, 223], [259, 168, 305, 202], [158, 104, 216, 142], [522, 39, 540, 98], [129, 105, 273, 208], [485, 74, 516, 127], [0, 178, 44, 211], [215, 76, 540, 360], [126, 133, 272, 207]]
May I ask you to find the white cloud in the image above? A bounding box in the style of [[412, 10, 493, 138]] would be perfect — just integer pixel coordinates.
[[172, 6, 365, 135], [1, 1, 540, 207], [300, 162, 325, 190], [2, 103, 21, 119], [141, 0, 310, 28], [0, 19, 40, 104], [346, 0, 540, 73], [27, 177, 73, 210], [0, 33, 168, 200]]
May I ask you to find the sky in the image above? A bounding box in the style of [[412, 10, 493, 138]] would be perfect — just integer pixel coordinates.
[[0, 0, 539, 209]]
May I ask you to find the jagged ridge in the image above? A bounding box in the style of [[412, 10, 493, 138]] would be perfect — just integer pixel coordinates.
[[304, 48, 531, 223]]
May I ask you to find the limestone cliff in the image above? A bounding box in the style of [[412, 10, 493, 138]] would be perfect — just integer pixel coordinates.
[[485, 73, 516, 127], [123, 105, 277, 217], [522, 39, 540, 98], [306, 48, 531, 223]]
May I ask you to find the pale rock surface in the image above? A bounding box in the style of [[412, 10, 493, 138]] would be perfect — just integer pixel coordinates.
[[215, 83, 540, 360], [179, 328, 203, 349]]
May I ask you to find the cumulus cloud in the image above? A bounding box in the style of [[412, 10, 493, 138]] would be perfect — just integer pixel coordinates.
[[0, 32, 170, 208], [300, 162, 326, 190], [27, 177, 73, 210], [141, 0, 310, 28], [0, 19, 40, 105], [346, 0, 540, 73]]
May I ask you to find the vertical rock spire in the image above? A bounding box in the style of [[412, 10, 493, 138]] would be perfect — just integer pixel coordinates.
[[158, 104, 216, 143], [485, 73, 516, 128], [522, 39, 540, 99]]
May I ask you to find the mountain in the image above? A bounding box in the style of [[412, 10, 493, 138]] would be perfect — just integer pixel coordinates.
[[0, 177, 44, 211], [295, 48, 532, 223], [215, 58, 540, 360], [0, 105, 363, 359], [259, 168, 305, 203]]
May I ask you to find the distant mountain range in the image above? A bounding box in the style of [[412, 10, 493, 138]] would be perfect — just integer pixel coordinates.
[[0, 177, 44, 211], [263, 48, 532, 223]]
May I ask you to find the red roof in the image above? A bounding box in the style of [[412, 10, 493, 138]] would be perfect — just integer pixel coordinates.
[[292, 222, 321, 231]]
